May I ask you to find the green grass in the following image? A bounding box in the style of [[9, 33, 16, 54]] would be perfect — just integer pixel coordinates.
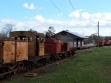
[[8, 47, 111, 83]]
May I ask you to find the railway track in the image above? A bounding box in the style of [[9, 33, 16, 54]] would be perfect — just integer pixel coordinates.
[[0, 48, 92, 82]]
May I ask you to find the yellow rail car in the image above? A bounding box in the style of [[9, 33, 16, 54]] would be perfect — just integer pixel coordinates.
[[10, 31, 45, 57], [0, 40, 28, 64], [0, 40, 28, 78]]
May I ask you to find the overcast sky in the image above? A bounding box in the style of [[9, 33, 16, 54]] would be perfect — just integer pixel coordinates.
[[0, 0, 111, 36]]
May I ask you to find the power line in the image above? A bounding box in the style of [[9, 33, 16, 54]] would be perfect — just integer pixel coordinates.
[[50, 0, 71, 19], [50, 0, 80, 27], [69, 0, 76, 11], [50, 0, 95, 35], [69, 0, 97, 35], [68, 0, 88, 33]]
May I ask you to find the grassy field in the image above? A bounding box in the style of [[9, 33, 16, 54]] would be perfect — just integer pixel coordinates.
[[8, 47, 111, 83]]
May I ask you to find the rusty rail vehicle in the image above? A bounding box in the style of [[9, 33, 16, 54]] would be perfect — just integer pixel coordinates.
[[0, 39, 28, 78], [0, 31, 76, 78]]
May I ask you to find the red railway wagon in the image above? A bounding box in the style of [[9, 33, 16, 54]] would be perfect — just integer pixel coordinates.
[[45, 37, 62, 61], [45, 38, 62, 54], [104, 40, 111, 46], [45, 37, 76, 60], [97, 42, 104, 46]]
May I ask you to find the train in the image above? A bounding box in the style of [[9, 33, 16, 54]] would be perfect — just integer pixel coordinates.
[[0, 31, 76, 78], [97, 40, 111, 46]]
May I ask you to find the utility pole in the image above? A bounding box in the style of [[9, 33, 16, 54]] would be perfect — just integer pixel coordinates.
[[97, 21, 99, 47]]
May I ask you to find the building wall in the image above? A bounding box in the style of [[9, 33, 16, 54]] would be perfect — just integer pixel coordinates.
[[70, 41, 84, 47], [55, 32, 74, 42], [54, 32, 84, 47]]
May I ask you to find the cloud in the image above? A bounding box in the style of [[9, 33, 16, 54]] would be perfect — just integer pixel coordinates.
[[29, 3, 35, 9], [23, 3, 28, 8], [69, 9, 83, 19], [1, 10, 111, 36], [23, 3, 35, 10], [0, 19, 15, 27], [31, 15, 45, 22], [81, 12, 90, 20], [69, 10, 111, 28]]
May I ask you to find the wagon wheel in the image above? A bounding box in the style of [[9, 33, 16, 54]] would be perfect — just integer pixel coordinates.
[[64, 53, 67, 58], [60, 53, 65, 59], [56, 55, 60, 60], [58, 53, 63, 60], [53, 55, 57, 61]]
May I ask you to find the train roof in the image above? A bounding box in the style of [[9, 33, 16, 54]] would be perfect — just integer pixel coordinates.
[[10, 31, 44, 37], [45, 37, 62, 43]]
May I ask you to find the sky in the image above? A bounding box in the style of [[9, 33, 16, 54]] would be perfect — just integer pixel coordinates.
[[0, 0, 111, 36]]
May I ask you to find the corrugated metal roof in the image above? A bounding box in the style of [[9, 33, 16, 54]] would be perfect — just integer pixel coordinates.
[[53, 30, 87, 39], [67, 31, 87, 38]]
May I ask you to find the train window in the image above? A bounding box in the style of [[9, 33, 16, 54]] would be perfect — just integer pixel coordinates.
[[17, 37, 26, 41], [28, 37, 33, 42], [23, 38, 26, 40], [40, 38, 44, 42], [36, 36, 40, 42], [30, 37, 33, 41], [11, 37, 14, 40], [18, 37, 20, 40], [18, 36, 26, 40], [36, 38, 39, 42], [41, 38, 43, 40]]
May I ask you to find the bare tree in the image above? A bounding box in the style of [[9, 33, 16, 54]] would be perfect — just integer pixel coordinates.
[[0, 24, 14, 39], [84, 34, 104, 44], [46, 26, 55, 38], [104, 36, 111, 41]]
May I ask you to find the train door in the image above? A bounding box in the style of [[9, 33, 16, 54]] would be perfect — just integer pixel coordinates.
[[35, 36, 44, 56], [36, 36, 39, 56]]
